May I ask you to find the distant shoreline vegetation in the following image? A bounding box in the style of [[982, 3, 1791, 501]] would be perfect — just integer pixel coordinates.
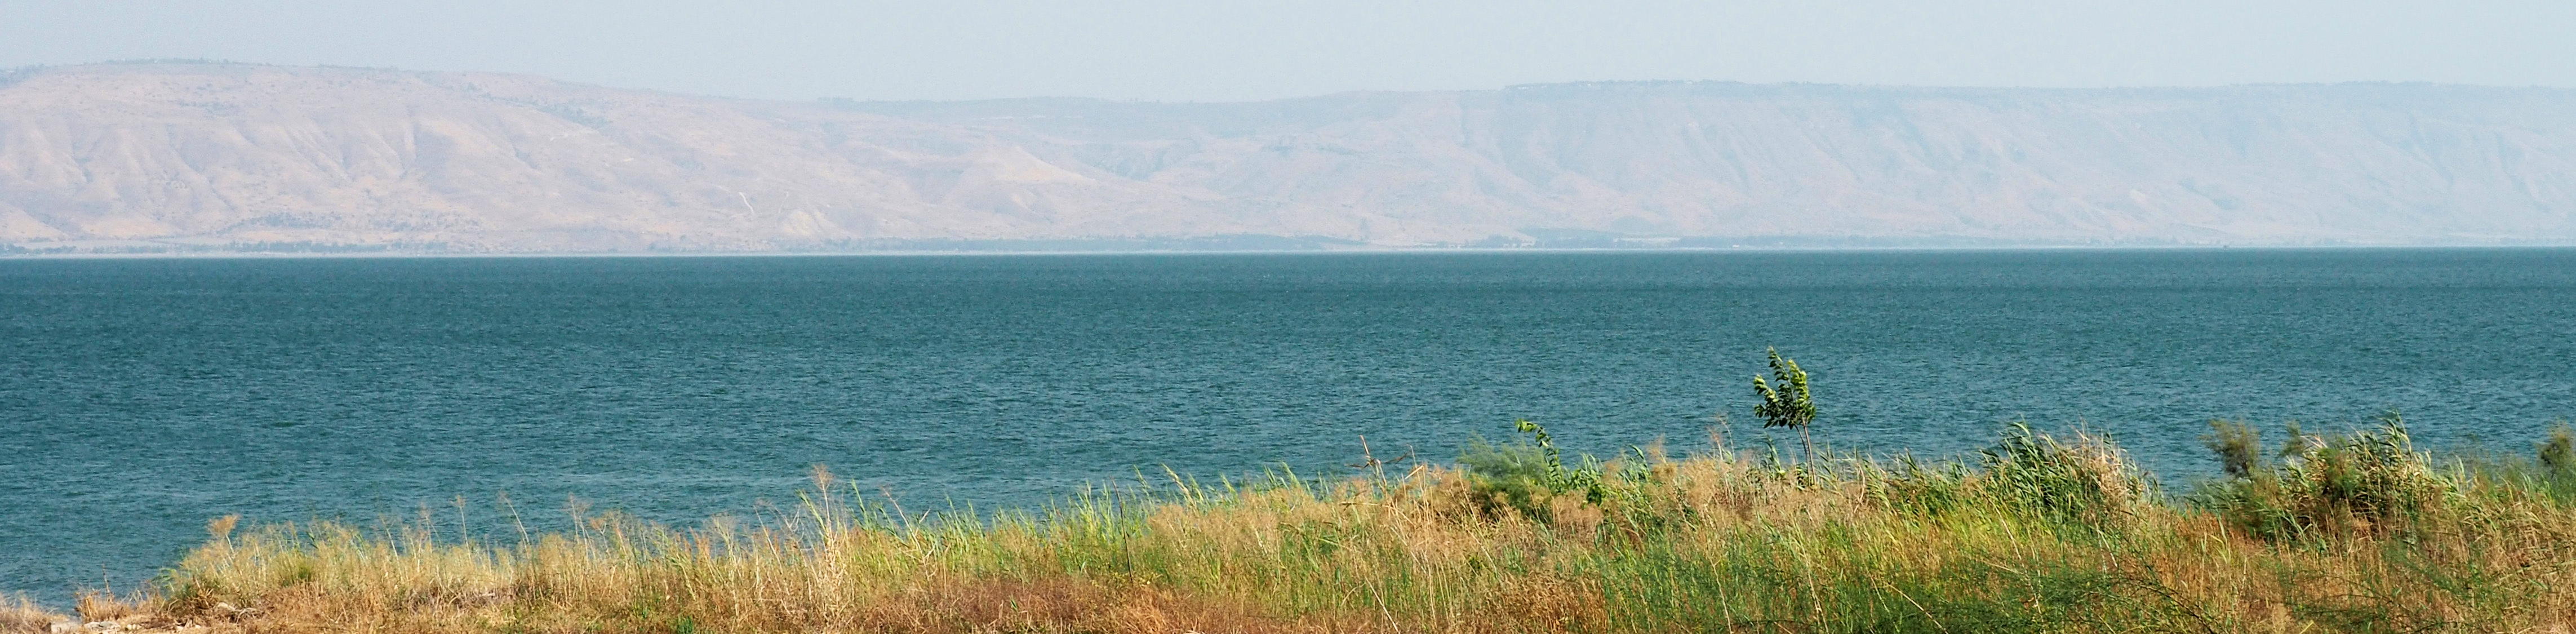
[[11, 234, 2573, 257], [23, 352, 2576, 633]]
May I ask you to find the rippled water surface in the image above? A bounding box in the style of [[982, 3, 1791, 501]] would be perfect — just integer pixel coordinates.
[[6, 250, 2575, 600]]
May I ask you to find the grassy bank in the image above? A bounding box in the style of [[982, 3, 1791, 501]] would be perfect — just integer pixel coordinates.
[[47, 416, 2576, 633]]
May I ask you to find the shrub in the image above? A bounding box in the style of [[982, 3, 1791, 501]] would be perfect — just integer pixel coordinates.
[[2541, 422, 2574, 475], [1459, 420, 1605, 522], [2199, 413, 2454, 542], [2201, 419, 2261, 478], [1458, 433, 1560, 521]]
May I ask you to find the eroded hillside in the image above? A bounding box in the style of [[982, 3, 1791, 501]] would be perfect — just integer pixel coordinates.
[[3, 63, 2572, 251]]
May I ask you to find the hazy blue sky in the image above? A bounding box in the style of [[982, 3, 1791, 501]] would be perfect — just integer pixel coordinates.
[[3, 1, 2570, 101]]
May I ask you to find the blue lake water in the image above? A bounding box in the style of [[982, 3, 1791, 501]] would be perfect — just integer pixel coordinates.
[[5, 249, 2574, 601]]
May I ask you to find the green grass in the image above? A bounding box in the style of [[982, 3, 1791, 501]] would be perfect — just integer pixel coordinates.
[[87, 416, 2576, 633]]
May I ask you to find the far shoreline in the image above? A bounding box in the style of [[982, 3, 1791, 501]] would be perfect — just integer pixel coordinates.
[[10, 242, 2576, 261]]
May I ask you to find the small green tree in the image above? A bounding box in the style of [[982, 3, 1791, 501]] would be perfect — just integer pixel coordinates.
[[2202, 419, 2262, 478], [1752, 347, 1818, 460]]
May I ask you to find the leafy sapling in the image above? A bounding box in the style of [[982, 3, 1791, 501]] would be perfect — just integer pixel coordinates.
[[1752, 347, 1819, 460]]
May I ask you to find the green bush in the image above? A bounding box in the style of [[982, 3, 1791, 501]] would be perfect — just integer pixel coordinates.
[[2201, 419, 2261, 478], [1459, 420, 1605, 522], [2541, 422, 2574, 476], [2198, 413, 2454, 542]]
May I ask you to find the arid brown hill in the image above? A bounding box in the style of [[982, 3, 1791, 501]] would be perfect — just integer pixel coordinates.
[[4, 63, 2573, 252]]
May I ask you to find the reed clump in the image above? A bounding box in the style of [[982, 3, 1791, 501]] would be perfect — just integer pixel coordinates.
[[117, 421, 2576, 634]]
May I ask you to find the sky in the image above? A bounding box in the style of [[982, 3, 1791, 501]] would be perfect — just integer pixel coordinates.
[[2, 0, 2572, 102]]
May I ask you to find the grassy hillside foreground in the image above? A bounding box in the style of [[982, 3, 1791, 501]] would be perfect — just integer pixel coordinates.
[[21, 418, 2576, 634]]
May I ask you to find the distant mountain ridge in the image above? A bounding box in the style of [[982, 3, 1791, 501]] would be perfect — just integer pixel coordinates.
[[3, 63, 2573, 252]]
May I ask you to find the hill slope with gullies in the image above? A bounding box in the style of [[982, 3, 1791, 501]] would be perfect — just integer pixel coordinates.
[[3, 63, 2574, 252]]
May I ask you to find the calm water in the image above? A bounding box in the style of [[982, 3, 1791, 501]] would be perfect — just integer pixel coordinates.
[[6, 249, 2575, 601]]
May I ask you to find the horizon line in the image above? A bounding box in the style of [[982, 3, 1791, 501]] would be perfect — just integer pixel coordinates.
[[10, 59, 2573, 105]]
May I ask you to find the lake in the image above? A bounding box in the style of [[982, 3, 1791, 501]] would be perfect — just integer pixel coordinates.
[[6, 249, 2573, 601]]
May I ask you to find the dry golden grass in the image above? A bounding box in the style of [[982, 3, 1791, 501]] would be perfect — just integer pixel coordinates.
[[83, 424, 2576, 633], [1, 595, 66, 634], [74, 591, 145, 624]]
